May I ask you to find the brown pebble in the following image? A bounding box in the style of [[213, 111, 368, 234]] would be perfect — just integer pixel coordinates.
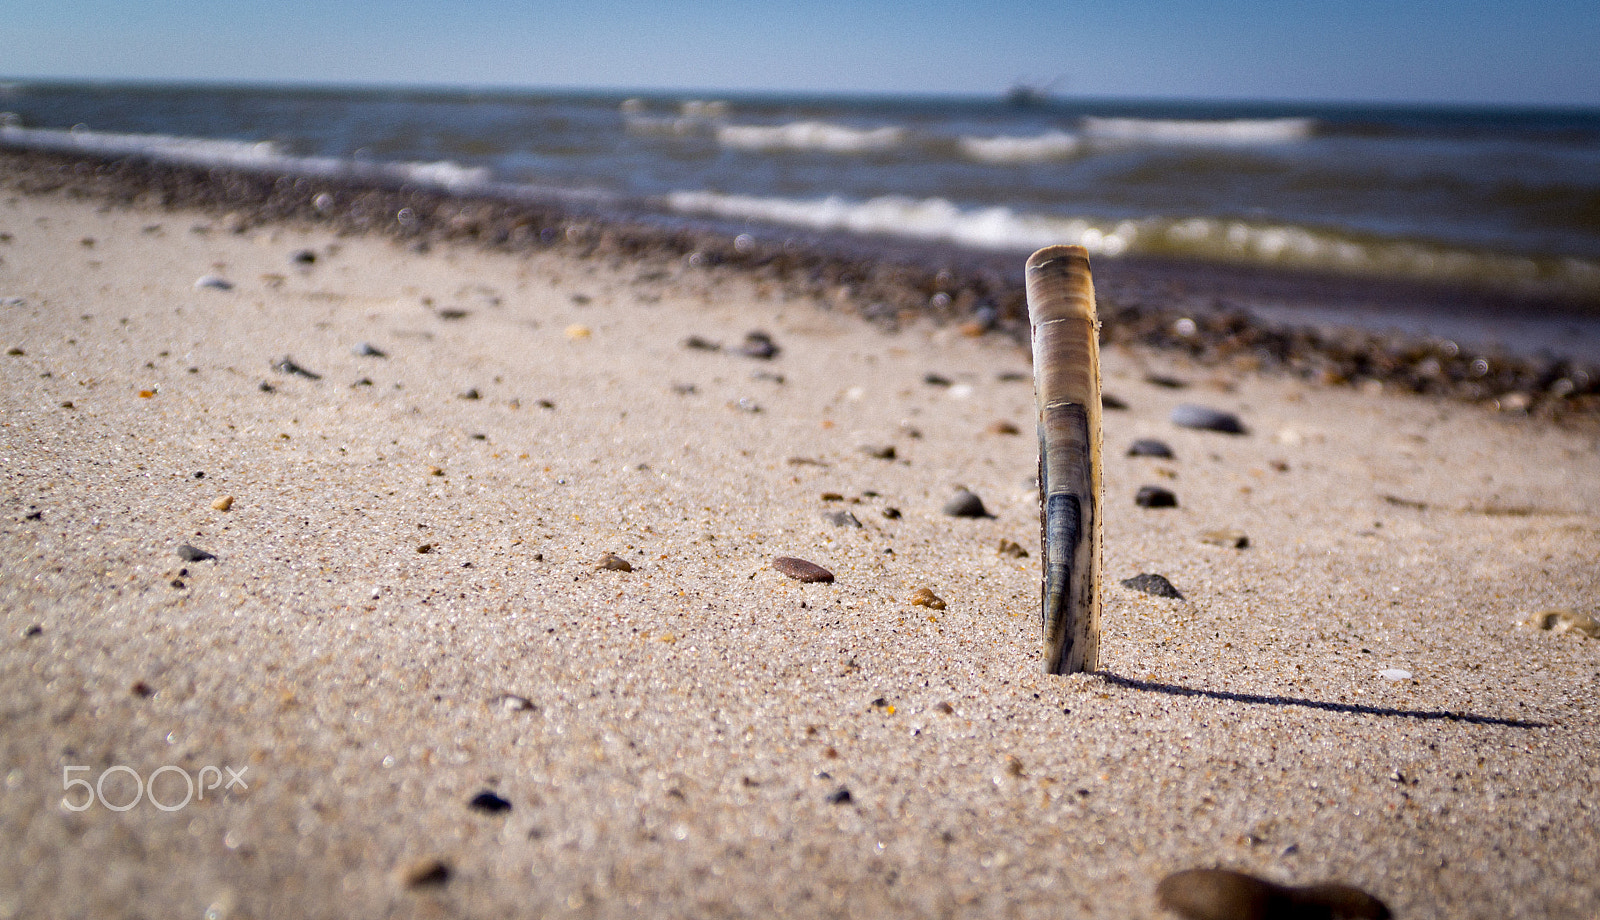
[[212, 496, 235, 512], [987, 420, 1021, 436], [1156, 868, 1390, 920], [909, 587, 946, 610], [773, 556, 833, 583], [416, 543, 434, 554], [997, 538, 1029, 558], [399, 858, 453, 889], [597, 553, 633, 572]]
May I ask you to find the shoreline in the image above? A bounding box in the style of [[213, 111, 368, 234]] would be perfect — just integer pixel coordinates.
[[4, 146, 1598, 427], [2, 153, 1598, 918]]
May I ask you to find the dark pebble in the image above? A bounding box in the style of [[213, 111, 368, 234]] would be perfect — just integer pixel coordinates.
[[459, 388, 481, 400], [402, 859, 453, 888], [258, 381, 275, 392], [682, 335, 721, 351], [24, 625, 43, 637], [1156, 868, 1390, 920], [1136, 485, 1179, 508], [1128, 438, 1175, 459], [1121, 573, 1183, 599], [351, 341, 386, 358], [177, 543, 216, 562], [291, 249, 317, 265], [828, 787, 853, 804], [1145, 374, 1188, 389], [859, 444, 896, 460], [823, 510, 863, 528], [738, 331, 779, 359], [1102, 393, 1129, 410], [942, 489, 992, 518], [882, 507, 902, 520], [271, 356, 322, 380], [469, 790, 512, 814], [773, 556, 834, 583], [596, 553, 632, 572], [923, 373, 953, 387], [436, 308, 470, 321], [1171, 404, 1247, 434]]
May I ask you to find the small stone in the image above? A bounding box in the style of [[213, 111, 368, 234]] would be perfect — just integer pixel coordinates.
[[1200, 528, 1248, 549], [351, 341, 386, 357], [1171, 404, 1247, 434], [987, 420, 1021, 436], [1128, 438, 1175, 458], [881, 507, 902, 520], [682, 335, 721, 351], [1101, 393, 1128, 410], [1156, 868, 1390, 920], [827, 787, 853, 805], [1379, 668, 1413, 681], [773, 556, 833, 583], [194, 274, 234, 291], [291, 249, 317, 265], [490, 693, 536, 712], [468, 790, 512, 814], [923, 373, 953, 387], [1145, 374, 1188, 389], [933, 701, 955, 714], [416, 543, 435, 554], [436, 308, 470, 321], [737, 331, 779, 359], [400, 858, 452, 889], [565, 324, 592, 340], [212, 496, 235, 512], [271, 356, 322, 379], [1121, 573, 1182, 599], [997, 539, 1029, 558], [459, 388, 481, 400], [859, 444, 896, 460], [597, 553, 633, 572], [6, 347, 23, 356], [1522, 608, 1600, 638], [1135, 485, 1178, 508], [909, 587, 946, 610], [823, 510, 862, 528], [942, 489, 991, 518], [177, 544, 216, 562]]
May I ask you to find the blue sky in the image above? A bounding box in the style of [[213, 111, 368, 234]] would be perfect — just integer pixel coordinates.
[[5, 0, 1598, 106]]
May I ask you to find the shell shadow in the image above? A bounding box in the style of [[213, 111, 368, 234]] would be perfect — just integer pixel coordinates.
[[1095, 671, 1548, 729]]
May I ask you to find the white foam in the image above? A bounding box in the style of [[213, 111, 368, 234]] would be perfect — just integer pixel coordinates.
[[714, 121, 905, 154], [0, 123, 490, 191], [666, 190, 1135, 256], [1081, 116, 1314, 146], [957, 130, 1081, 163]]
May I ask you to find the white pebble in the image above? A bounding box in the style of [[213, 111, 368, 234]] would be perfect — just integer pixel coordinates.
[[1379, 668, 1412, 681]]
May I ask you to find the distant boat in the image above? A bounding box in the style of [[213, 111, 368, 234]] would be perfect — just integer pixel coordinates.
[[1005, 78, 1062, 107]]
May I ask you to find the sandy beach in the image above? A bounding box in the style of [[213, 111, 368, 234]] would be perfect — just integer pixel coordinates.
[[2, 165, 1598, 919]]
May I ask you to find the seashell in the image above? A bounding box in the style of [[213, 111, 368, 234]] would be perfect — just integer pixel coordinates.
[[1025, 245, 1103, 674]]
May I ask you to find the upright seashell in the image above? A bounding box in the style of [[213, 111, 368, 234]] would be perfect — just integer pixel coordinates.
[[1025, 245, 1103, 675]]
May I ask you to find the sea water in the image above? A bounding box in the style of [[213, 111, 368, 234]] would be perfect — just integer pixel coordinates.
[[4, 80, 1598, 312]]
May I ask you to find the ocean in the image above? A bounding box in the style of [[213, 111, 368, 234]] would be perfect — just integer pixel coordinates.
[[4, 80, 1600, 356]]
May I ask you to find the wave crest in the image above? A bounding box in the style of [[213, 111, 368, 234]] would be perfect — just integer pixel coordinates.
[[715, 121, 906, 154]]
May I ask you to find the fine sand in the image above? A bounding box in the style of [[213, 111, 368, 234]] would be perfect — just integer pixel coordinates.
[[2, 185, 1598, 920]]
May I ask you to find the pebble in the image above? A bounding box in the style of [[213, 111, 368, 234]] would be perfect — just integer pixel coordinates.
[[1102, 393, 1128, 410], [1379, 669, 1413, 681], [987, 420, 1022, 436], [1156, 868, 1390, 920], [682, 335, 720, 351], [459, 388, 481, 400], [1121, 573, 1183, 599], [399, 858, 452, 889], [859, 444, 897, 460], [923, 373, 953, 387], [193, 274, 233, 291], [1128, 438, 1175, 458], [1171, 404, 1247, 434], [212, 496, 235, 512], [773, 556, 834, 583], [1200, 528, 1248, 548], [565, 324, 592, 340], [1136, 485, 1179, 508], [177, 544, 216, 562], [827, 787, 853, 804], [823, 510, 862, 528], [909, 587, 947, 610], [737, 331, 780, 359], [291, 249, 317, 265], [942, 489, 992, 518], [997, 538, 1029, 558], [1522, 608, 1600, 638], [489, 693, 536, 712], [271, 356, 322, 379], [596, 553, 633, 572], [468, 790, 512, 814], [351, 341, 387, 358]]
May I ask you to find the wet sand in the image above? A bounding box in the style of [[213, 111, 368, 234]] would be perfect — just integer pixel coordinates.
[[2, 165, 1598, 919]]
